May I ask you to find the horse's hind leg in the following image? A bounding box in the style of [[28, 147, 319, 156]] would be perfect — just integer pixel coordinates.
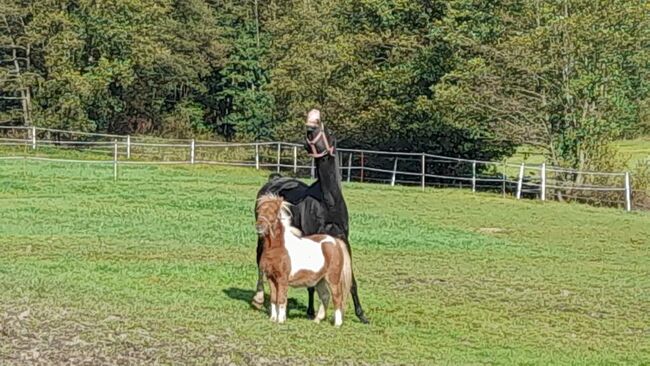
[[314, 280, 329, 323], [350, 275, 368, 322], [252, 237, 265, 309], [306, 287, 316, 319]]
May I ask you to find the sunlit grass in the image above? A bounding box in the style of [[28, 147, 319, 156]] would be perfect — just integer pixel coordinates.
[[506, 138, 650, 170], [616, 137, 650, 168], [0, 159, 648, 364]]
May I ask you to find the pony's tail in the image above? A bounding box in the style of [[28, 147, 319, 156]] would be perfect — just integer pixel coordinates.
[[338, 239, 353, 310]]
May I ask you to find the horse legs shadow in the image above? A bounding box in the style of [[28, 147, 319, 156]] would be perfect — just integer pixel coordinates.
[[222, 287, 307, 318]]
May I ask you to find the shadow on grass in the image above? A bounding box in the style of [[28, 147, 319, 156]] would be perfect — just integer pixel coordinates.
[[222, 287, 309, 319]]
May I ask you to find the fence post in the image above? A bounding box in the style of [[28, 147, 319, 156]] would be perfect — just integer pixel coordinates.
[[113, 139, 118, 181], [190, 139, 195, 164], [293, 146, 297, 174], [391, 158, 398, 186], [360, 151, 365, 183], [625, 172, 632, 212], [502, 161, 507, 198], [310, 158, 315, 179], [421, 153, 426, 191], [347, 152, 352, 183], [276, 143, 281, 173], [31, 126, 36, 150], [541, 162, 546, 201], [516, 163, 525, 199], [126, 135, 131, 159], [472, 161, 476, 193], [255, 144, 260, 170]]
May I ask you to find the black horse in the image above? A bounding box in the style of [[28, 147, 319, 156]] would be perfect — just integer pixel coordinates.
[[251, 109, 369, 324]]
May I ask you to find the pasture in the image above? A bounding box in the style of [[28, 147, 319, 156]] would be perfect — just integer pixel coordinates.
[[0, 159, 648, 364]]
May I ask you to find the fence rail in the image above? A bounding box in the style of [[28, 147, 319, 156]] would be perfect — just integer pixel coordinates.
[[0, 125, 641, 212]]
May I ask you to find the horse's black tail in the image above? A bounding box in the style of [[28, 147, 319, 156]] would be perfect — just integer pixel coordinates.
[[268, 173, 282, 181]]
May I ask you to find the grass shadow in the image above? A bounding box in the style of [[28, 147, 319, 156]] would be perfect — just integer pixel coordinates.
[[222, 287, 309, 318]]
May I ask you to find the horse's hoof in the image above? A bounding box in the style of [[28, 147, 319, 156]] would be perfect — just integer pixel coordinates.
[[356, 313, 370, 324], [251, 300, 264, 310], [306, 310, 316, 320]]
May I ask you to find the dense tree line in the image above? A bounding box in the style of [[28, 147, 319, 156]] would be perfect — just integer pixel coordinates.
[[1, 0, 648, 169]]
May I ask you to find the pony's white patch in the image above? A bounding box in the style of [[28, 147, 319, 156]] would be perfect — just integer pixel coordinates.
[[282, 222, 335, 277], [270, 303, 277, 322], [315, 304, 326, 323], [334, 309, 343, 327], [278, 303, 286, 324], [289, 226, 303, 236], [279, 204, 334, 277]]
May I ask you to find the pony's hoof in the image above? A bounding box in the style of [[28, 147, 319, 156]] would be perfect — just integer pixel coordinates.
[[251, 292, 265, 310], [270, 316, 277, 322]]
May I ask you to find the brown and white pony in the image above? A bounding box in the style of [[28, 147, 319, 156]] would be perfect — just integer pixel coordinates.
[[255, 194, 352, 326]]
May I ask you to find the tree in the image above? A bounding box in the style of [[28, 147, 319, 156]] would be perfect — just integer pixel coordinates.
[[436, 0, 648, 172], [211, 0, 275, 141], [264, 0, 515, 161], [3, 0, 225, 134], [0, 1, 34, 125]]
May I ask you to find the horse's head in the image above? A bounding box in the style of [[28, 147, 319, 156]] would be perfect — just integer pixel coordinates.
[[255, 194, 291, 237], [305, 109, 336, 158]]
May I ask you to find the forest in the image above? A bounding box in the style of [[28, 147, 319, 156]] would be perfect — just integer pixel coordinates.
[[1, 0, 648, 170]]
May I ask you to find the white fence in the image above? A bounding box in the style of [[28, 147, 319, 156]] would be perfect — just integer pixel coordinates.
[[0, 125, 637, 211]]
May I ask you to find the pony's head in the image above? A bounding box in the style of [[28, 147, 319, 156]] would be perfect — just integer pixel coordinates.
[[305, 109, 336, 158], [255, 194, 291, 237]]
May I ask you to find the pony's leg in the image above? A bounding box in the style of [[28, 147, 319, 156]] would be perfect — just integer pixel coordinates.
[[253, 269, 265, 307], [329, 280, 344, 327], [306, 287, 316, 319], [277, 280, 288, 324], [252, 237, 265, 309], [314, 280, 329, 323], [268, 278, 278, 322]]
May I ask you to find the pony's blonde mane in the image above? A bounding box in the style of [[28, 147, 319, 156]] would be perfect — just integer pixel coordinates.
[[256, 194, 302, 236]]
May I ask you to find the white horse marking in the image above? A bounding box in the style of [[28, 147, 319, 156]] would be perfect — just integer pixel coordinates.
[[315, 305, 326, 323], [334, 309, 343, 327], [280, 214, 336, 277], [307, 109, 321, 124], [278, 303, 287, 324], [270, 303, 277, 322]]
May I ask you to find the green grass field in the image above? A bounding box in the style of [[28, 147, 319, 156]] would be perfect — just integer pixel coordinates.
[[506, 138, 650, 169], [617, 137, 650, 168], [1, 159, 649, 364]]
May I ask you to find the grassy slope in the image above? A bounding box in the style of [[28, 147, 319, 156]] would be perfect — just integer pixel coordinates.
[[506, 138, 650, 169], [0, 160, 648, 364], [617, 137, 650, 167]]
